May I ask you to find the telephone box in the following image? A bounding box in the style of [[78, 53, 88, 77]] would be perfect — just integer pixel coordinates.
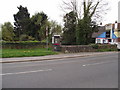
[[52, 35, 61, 51]]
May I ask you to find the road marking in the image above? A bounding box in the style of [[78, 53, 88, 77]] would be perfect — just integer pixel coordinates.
[[82, 65, 86, 66], [1, 69, 52, 76], [82, 61, 116, 67], [63, 56, 69, 57], [45, 59, 65, 62]]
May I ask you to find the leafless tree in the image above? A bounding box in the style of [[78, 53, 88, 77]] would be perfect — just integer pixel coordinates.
[[60, 0, 109, 23]]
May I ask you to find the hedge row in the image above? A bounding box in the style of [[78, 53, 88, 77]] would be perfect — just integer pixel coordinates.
[[90, 44, 117, 49], [2, 41, 48, 49]]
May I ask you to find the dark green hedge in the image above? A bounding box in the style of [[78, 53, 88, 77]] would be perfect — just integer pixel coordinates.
[[2, 41, 48, 49], [90, 44, 117, 49]]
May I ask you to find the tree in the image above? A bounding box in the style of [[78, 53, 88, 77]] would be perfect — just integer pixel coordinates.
[[76, 19, 98, 45], [13, 5, 31, 40], [1, 22, 15, 41], [62, 11, 77, 45], [61, 0, 108, 45], [48, 20, 62, 43], [30, 12, 48, 41], [49, 20, 62, 35], [0, 24, 2, 41], [76, 0, 101, 45]]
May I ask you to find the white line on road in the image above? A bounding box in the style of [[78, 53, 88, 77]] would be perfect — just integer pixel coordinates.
[[1, 69, 52, 76], [82, 61, 116, 67]]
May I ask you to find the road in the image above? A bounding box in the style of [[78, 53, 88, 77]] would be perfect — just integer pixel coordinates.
[[2, 52, 118, 88]]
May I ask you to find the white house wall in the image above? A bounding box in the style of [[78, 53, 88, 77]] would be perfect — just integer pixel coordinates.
[[96, 38, 109, 44]]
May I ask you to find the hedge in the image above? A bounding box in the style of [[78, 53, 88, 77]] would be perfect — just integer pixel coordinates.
[[2, 41, 49, 49]]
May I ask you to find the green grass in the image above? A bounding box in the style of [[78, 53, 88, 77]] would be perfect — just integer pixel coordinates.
[[97, 48, 118, 52], [1, 48, 59, 58]]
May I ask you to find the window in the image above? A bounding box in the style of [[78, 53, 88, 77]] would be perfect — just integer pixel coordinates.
[[97, 39, 101, 43], [106, 31, 110, 38]]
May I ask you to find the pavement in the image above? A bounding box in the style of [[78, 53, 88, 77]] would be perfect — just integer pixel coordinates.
[[0, 51, 118, 63]]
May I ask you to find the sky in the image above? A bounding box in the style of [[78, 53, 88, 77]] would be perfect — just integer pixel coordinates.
[[0, 0, 120, 26]]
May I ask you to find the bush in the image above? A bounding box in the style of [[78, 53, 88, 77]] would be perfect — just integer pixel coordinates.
[[2, 41, 47, 49], [19, 34, 28, 41], [97, 48, 118, 52], [28, 36, 35, 41], [90, 44, 99, 49], [20, 34, 35, 41]]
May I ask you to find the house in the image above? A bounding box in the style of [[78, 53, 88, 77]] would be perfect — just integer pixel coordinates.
[[92, 26, 106, 43], [118, 1, 120, 42], [114, 23, 120, 39], [94, 23, 119, 44]]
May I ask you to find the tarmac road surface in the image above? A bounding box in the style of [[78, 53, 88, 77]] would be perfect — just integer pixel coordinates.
[[2, 52, 118, 88]]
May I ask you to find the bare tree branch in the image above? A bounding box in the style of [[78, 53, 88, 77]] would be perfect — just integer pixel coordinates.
[[60, 0, 109, 23]]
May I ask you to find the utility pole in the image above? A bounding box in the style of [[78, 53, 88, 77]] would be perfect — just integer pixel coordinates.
[[46, 26, 49, 50]]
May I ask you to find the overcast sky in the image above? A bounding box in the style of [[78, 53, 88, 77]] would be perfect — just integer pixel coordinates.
[[0, 0, 120, 25]]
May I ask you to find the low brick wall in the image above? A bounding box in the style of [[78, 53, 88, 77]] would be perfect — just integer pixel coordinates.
[[61, 44, 117, 53]]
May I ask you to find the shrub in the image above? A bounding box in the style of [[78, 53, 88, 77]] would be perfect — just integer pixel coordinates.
[[19, 34, 35, 41], [2, 41, 47, 49], [91, 44, 99, 49]]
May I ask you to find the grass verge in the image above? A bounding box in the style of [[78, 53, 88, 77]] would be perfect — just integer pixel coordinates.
[[97, 48, 118, 52], [1, 48, 59, 58]]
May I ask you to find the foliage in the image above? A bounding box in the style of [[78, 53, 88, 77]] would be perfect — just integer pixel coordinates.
[[48, 20, 62, 44], [13, 5, 31, 40], [62, 11, 77, 45], [76, 1, 99, 45], [19, 34, 29, 41], [1, 22, 15, 41], [0, 26, 2, 41], [49, 20, 62, 35], [0, 5, 62, 43], [76, 19, 98, 45], [13, 6, 53, 41], [97, 48, 118, 52], [2, 41, 47, 49], [19, 34, 35, 41], [30, 12, 48, 41], [62, 0, 107, 45], [90, 44, 99, 49]]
